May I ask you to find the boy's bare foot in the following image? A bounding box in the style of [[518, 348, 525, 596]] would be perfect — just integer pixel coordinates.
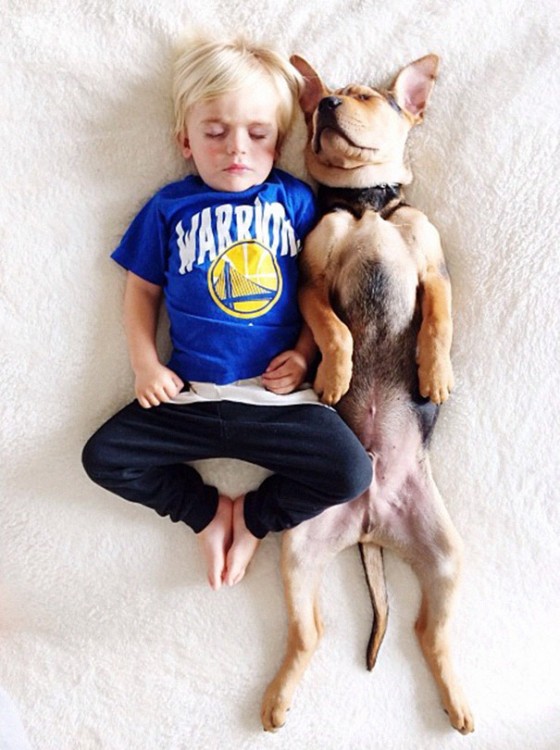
[[197, 495, 233, 590], [224, 495, 260, 587]]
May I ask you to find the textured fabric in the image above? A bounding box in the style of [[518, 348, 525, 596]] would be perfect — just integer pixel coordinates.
[[2, 2, 559, 748], [112, 169, 317, 383]]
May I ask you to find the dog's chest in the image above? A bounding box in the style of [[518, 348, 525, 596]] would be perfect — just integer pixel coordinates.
[[322, 210, 418, 332]]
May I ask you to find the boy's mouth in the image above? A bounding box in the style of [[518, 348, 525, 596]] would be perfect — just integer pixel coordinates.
[[225, 164, 250, 173]]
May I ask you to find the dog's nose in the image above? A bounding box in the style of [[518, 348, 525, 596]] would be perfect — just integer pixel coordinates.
[[319, 96, 343, 113]]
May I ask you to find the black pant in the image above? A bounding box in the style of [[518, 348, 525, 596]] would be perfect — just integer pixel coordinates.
[[82, 399, 373, 538]]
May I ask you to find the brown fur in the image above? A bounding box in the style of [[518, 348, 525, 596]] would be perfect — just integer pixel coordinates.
[[260, 55, 474, 735]]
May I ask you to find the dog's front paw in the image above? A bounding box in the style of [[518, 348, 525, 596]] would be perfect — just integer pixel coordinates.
[[314, 356, 353, 405], [261, 681, 292, 732], [418, 356, 454, 404]]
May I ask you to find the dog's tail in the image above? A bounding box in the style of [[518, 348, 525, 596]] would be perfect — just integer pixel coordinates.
[[359, 542, 388, 670]]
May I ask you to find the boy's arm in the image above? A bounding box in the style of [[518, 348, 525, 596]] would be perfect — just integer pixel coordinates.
[[123, 272, 184, 408], [262, 322, 318, 394]]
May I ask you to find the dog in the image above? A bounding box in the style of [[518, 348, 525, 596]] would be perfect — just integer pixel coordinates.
[[260, 54, 474, 735]]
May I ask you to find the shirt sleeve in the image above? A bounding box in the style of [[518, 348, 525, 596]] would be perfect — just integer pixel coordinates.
[[111, 193, 168, 286], [289, 178, 319, 242]]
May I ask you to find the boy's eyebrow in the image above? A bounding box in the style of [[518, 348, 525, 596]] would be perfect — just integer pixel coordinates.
[[201, 118, 275, 128]]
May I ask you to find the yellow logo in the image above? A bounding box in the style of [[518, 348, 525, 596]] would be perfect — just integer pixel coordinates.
[[208, 241, 282, 318]]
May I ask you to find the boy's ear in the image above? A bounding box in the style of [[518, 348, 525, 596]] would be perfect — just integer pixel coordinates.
[[177, 131, 192, 159]]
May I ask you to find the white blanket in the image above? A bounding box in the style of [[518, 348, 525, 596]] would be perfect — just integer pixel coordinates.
[[2, 1, 559, 748]]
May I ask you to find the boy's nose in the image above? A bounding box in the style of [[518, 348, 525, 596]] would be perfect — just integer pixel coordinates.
[[226, 129, 247, 154]]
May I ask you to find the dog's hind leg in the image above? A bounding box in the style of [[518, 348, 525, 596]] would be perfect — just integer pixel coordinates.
[[393, 467, 474, 734], [261, 524, 338, 731]]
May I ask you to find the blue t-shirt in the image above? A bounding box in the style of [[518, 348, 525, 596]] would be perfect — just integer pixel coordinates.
[[112, 168, 317, 384]]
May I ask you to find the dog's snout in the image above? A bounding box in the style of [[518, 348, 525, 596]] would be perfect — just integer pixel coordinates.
[[319, 96, 343, 113]]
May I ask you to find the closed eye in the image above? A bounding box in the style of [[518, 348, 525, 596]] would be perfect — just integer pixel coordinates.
[[249, 128, 272, 140]]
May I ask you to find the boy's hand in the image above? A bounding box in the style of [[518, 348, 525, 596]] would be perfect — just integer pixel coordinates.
[[134, 363, 184, 408], [262, 350, 308, 394]]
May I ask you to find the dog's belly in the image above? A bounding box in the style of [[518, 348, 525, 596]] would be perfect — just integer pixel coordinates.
[[323, 211, 439, 538], [292, 405, 432, 551], [329, 211, 433, 437]]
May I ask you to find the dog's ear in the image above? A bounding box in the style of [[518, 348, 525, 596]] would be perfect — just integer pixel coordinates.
[[290, 55, 330, 118], [390, 54, 439, 122]]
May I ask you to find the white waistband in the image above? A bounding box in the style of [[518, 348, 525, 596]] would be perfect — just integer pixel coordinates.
[[168, 376, 324, 407]]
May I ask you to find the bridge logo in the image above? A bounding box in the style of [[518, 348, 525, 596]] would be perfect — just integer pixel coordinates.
[[208, 240, 282, 319]]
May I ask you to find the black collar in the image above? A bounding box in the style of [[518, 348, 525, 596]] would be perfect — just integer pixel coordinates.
[[317, 183, 402, 217]]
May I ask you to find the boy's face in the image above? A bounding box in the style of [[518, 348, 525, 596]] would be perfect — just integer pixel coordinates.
[[180, 77, 281, 192]]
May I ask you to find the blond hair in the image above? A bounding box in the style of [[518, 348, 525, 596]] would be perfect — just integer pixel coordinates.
[[172, 35, 303, 146]]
